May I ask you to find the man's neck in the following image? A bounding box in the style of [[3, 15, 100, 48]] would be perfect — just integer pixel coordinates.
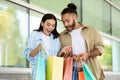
[[74, 22, 82, 30]]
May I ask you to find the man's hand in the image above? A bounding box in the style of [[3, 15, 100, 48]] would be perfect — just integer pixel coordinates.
[[78, 53, 89, 61], [58, 46, 72, 57]]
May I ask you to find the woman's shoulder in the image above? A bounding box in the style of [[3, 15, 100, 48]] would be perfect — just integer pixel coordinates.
[[31, 31, 41, 34], [30, 31, 41, 36], [29, 31, 42, 39]]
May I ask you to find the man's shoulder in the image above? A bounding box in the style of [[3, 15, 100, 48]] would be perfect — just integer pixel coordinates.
[[82, 25, 97, 31], [60, 30, 68, 36]]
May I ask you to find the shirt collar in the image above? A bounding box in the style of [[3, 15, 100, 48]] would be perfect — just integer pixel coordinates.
[[36, 31, 54, 41]]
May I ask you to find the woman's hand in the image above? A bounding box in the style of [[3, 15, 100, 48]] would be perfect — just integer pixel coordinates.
[[37, 44, 42, 51], [29, 44, 42, 57]]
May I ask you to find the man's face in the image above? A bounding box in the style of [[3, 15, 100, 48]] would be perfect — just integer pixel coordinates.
[[61, 13, 76, 32]]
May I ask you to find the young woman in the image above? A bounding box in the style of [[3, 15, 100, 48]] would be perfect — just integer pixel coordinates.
[[24, 13, 60, 78]]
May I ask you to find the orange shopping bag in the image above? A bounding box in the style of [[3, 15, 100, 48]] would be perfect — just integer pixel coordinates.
[[78, 68, 85, 80], [63, 57, 73, 80], [78, 57, 85, 80]]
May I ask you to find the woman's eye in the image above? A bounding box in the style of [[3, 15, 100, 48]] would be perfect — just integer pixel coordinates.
[[47, 24, 50, 26], [52, 25, 55, 28]]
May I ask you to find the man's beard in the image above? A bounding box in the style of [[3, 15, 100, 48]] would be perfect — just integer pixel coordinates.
[[66, 19, 76, 32]]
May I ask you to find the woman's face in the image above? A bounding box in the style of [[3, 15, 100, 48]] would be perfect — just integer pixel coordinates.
[[42, 19, 56, 36]]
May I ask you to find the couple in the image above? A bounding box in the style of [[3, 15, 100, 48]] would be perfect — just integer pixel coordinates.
[[24, 3, 105, 80]]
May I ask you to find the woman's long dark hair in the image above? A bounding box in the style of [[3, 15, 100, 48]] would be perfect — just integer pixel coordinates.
[[34, 13, 59, 39]]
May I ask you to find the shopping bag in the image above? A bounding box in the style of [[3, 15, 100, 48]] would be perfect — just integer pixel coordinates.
[[33, 46, 47, 80], [83, 64, 96, 80], [77, 57, 85, 80], [46, 56, 64, 80], [72, 66, 78, 80], [34, 57, 46, 80], [78, 69, 85, 80], [63, 57, 73, 80]]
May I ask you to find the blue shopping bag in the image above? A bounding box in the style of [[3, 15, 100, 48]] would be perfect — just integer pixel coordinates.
[[33, 48, 47, 80], [83, 64, 96, 80], [34, 57, 46, 80], [72, 67, 78, 80]]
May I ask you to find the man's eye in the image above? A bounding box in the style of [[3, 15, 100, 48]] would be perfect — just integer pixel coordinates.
[[66, 21, 70, 22]]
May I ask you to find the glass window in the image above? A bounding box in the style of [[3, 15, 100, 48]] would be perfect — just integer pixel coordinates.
[[112, 8, 120, 38], [112, 0, 120, 6], [30, 11, 43, 33], [29, 0, 71, 16], [0, 0, 28, 67], [111, 40, 120, 72], [82, 0, 111, 34], [98, 37, 112, 71], [57, 20, 65, 33]]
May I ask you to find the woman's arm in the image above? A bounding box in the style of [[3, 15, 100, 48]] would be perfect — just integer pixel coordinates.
[[29, 44, 42, 57]]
